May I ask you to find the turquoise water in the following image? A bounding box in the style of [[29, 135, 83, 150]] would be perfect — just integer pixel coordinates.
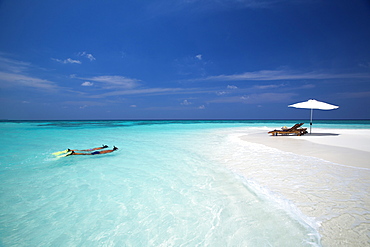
[[0, 120, 368, 246]]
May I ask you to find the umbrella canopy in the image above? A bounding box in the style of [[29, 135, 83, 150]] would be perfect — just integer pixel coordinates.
[[288, 99, 339, 133]]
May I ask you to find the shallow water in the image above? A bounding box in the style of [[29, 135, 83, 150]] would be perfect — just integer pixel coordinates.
[[2, 120, 364, 246]]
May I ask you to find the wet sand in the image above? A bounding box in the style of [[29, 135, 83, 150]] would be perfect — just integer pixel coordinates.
[[218, 127, 370, 246]]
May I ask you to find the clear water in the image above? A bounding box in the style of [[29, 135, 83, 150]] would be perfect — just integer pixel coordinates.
[[1, 120, 367, 246]]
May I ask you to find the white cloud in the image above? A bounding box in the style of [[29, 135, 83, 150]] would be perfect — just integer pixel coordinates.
[[83, 75, 140, 89], [79, 52, 96, 61], [216, 91, 227, 95], [81, 81, 94, 86], [89, 87, 193, 98], [195, 54, 202, 60], [64, 101, 106, 107], [181, 99, 192, 105], [86, 54, 95, 61], [253, 83, 286, 89], [66, 58, 81, 64], [194, 70, 370, 82], [209, 92, 296, 104], [0, 55, 31, 73], [0, 55, 60, 91], [198, 105, 205, 109], [130, 105, 137, 107], [53, 52, 95, 65], [227, 85, 238, 89], [52, 58, 81, 64], [0, 71, 58, 90]]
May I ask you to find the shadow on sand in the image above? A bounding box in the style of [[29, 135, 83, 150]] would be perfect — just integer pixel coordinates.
[[305, 133, 340, 136]]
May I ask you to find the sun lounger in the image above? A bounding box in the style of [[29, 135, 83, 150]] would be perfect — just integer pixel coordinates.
[[268, 123, 308, 136]]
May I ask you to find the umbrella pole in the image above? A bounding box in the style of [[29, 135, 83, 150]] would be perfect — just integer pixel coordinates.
[[310, 108, 313, 134]]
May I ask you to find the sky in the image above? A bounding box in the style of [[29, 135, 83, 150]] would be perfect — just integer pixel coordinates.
[[0, 0, 369, 120]]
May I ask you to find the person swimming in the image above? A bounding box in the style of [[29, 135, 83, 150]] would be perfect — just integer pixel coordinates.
[[67, 145, 108, 152], [68, 146, 118, 156]]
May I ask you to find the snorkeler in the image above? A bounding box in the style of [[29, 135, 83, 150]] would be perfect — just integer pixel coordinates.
[[68, 145, 108, 152], [52, 145, 108, 156], [67, 146, 118, 156]]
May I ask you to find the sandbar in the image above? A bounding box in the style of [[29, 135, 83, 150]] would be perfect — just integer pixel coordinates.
[[242, 128, 370, 169], [219, 127, 370, 246]]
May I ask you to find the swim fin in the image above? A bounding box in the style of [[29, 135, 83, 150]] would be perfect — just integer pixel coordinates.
[[55, 151, 72, 158], [52, 149, 69, 155]]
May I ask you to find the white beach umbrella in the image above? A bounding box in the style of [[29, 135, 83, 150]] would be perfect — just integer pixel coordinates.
[[288, 99, 339, 134]]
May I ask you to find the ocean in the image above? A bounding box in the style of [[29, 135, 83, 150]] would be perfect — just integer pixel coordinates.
[[0, 120, 369, 246]]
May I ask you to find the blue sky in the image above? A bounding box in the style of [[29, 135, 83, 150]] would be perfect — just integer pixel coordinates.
[[0, 0, 369, 120]]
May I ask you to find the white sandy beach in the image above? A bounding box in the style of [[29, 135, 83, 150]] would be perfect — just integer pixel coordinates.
[[206, 127, 370, 247], [245, 128, 370, 168], [242, 128, 370, 246]]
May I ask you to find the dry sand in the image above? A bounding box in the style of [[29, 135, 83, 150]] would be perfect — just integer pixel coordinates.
[[208, 127, 370, 246], [244, 128, 370, 168]]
